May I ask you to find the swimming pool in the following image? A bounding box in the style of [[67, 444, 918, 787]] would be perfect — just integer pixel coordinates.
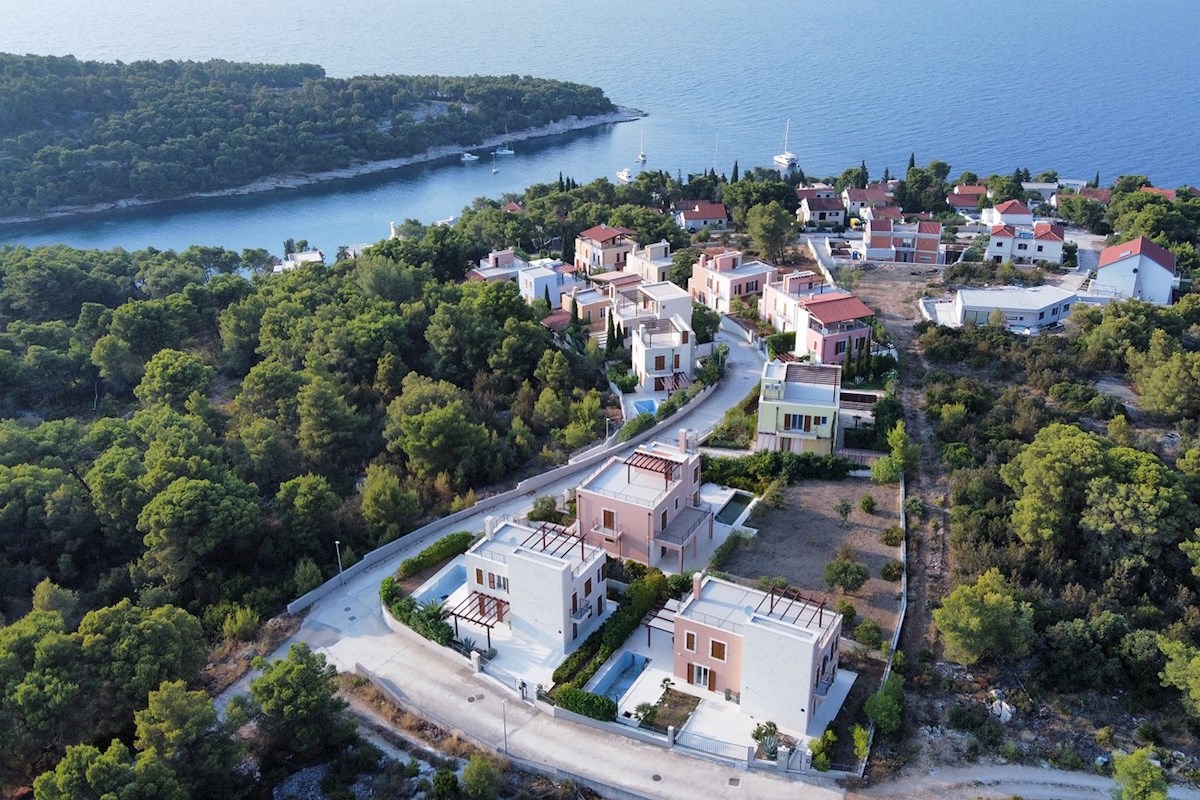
[[715, 491, 754, 525], [633, 399, 658, 416], [591, 652, 651, 703]]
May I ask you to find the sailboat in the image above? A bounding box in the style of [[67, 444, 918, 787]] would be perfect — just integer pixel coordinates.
[[460, 152, 480, 162], [636, 130, 646, 163], [493, 126, 515, 156], [615, 167, 632, 184], [492, 153, 499, 174], [773, 119, 796, 169]]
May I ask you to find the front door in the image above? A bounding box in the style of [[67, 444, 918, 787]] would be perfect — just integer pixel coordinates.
[[693, 664, 709, 689]]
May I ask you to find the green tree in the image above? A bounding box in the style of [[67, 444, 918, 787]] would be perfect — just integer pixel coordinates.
[[31, 579, 78, 620], [746, 201, 795, 264], [133, 680, 247, 800], [292, 557, 324, 594], [275, 473, 341, 552], [360, 465, 421, 542], [247, 643, 355, 769], [932, 568, 1034, 665], [462, 753, 498, 800], [1158, 637, 1200, 719], [864, 673, 903, 736], [34, 739, 185, 800], [296, 377, 362, 475], [1111, 746, 1168, 800]]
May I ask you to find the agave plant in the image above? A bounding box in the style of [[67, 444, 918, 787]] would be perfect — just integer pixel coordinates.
[[760, 733, 780, 760]]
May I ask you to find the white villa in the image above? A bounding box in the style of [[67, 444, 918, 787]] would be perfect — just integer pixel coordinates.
[[1090, 236, 1179, 305]]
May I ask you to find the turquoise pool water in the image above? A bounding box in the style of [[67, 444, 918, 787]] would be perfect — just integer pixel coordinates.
[[633, 399, 658, 416], [715, 491, 754, 525], [593, 653, 651, 703]]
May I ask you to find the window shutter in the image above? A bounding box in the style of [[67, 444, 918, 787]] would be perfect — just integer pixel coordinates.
[[687, 663, 694, 684], [708, 670, 716, 692]]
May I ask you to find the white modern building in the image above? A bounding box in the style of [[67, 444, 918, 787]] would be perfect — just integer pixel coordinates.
[[625, 240, 675, 284], [953, 285, 1078, 332], [981, 199, 1034, 227], [457, 519, 607, 653], [611, 280, 694, 335], [987, 222, 1065, 265], [1089, 236, 1179, 306], [630, 315, 695, 393], [519, 260, 587, 310], [760, 271, 837, 333]]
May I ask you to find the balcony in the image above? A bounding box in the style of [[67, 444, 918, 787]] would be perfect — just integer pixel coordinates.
[[590, 520, 625, 541], [571, 600, 593, 620], [815, 675, 835, 697]]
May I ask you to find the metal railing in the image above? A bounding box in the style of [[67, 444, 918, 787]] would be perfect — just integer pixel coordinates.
[[570, 600, 593, 620], [589, 520, 626, 540], [674, 729, 752, 761]]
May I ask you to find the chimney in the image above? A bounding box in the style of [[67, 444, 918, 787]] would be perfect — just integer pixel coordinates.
[[678, 428, 689, 454], [484, 516, 497, 539], [692, 571, 704, 598]]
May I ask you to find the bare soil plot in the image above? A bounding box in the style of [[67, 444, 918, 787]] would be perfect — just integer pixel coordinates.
[[722, 479, 903, 641]]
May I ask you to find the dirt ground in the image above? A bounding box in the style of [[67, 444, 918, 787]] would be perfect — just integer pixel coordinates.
[[722, 478, 903, 642]]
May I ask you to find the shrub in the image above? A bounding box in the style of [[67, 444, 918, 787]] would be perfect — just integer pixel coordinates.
[[881, 559, 904, 582], [765, 331, 796, 360], [808, 727, 837, 771], [835, 599, 857, 628], [397, 531, 474, 579], [556, 686, 617, 721], [835, 499, 852, 524], [633, 702, 657, 726], [607, 367, 638, 393], [462, 754, 497, 800], [865, 673, 904, 736], [757, 575, 788, 592], [527, 496, 561, 523], [825, 557, 870, 594], [293, 557, 324, 594], [431, 767, 459, 800], [667, 571, 696, 599], [859, 493, 877, 514], [223, 605, 260, 641], [852, 724, 870, 760], [700, 451, 855, 493], [870, 455, 903, 484], [880, 525, 904, 547], [855, 619, 883, 649], [903, 496, 925, 520], [619, 412, 657, 441]]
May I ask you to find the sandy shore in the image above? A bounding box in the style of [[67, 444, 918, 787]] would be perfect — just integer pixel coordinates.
[[0, 106, 646, 226]]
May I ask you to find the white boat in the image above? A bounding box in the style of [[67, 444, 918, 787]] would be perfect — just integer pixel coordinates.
[[461, 152, 480, 162], [616, 167, 632, 184], [773, 118, 797, 169], [492, 153, 499, 174], [493, 127, 515, 156], [636, 130, 646, 163]]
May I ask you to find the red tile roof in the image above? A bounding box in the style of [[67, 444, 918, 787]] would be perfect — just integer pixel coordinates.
[[502, 201, 524, 213], [803, 197, 844, 212], [1079, 187, 1113, 204], [947, 194, 979, 208], [681, 201, 727, 221], [541, 309, 572, 332], [844, 186, 891, 204], [870, 206, 903, 219], [578, 224, 635, 244], [990, 224, 1017, 238], [1139, 186, 1177, 201], [1033, 222, 1064, 241], [917, 221, 942, 235], [1098, 236, 1177, 274], [994, 199, 1032, 216], [867, 219, 894, 233], [801, 293, 876, 324], [953, 184, 988, 196]]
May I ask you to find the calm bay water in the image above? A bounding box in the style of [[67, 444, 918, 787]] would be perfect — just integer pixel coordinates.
[[1, 0, 1197, 255]]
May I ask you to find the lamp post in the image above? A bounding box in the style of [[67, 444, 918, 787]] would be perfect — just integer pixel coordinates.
[[502, 699, 509, 755], [334, 540, 344, 585]]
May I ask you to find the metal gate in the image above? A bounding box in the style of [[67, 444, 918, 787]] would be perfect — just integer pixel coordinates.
[[674, 729, 750, 762]]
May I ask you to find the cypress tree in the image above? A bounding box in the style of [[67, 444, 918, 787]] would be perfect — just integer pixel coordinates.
[[907, 153, 916, 173], [860, 160, 869, 188], [605, 312, 616, 356], [569, 296, 579, 327], [731, 160, 739, 183], [1092, 170, 1101, 188], [543, 285, 552, 309], [557, 172, 565, 191], [883, 166, 891, 182]]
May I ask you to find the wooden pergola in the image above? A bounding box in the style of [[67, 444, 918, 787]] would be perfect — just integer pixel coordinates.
[[755, 585, 829, 627], [448, 591, 510, 649], [624, 451, 677, 487]]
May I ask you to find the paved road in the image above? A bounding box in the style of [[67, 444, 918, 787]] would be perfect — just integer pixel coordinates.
[[850, 763, 1200, 800]]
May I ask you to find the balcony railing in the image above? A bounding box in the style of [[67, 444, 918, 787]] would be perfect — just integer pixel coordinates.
[[590, 520, 626, 541], [815, 675, 835, 697], [571, 600, 593, 620]]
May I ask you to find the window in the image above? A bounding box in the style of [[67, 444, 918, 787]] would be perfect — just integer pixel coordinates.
[[488, 573, 496, 589], [1017, 243, 1028, 250], [1036, 245, 1044, 252], [1038, 311, 1045, 320], [655, 355, 665, 370], [685, 631, 696, 652], [834, 340, 847, 354], [497, 575, 508, 592], [682, 330, 689, 343], [673, 353, 680, 369], [733, 283, 742, 295], [573, 622, 578, 640], [585, 578, 592, 596], [693, 466, 700, 483], [572, 592, 577, 613], [661, 510, 668, 530], [599, 306, 606, 318], [748, 280, 758, 292], [602, 509, 615, 530], [710, 640, 727, 661], [1051, 306, 1059, 314], [1062, 303, 1070, 311], [599, 563, 606, 581], [855, 336, 866, 351]]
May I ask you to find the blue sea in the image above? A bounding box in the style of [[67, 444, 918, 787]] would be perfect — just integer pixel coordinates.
[[1, 0, 1197, 255]]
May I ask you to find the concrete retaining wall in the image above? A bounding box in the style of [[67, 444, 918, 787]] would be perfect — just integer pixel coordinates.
[[287, 381, 719, 615], [549, 705, 669, 748]]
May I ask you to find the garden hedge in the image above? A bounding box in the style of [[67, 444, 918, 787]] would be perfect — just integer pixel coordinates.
[[556, 686, 617, 721], [397, 531, 474, 579]]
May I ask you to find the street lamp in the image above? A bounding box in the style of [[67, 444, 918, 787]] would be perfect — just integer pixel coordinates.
[[502, 698, 509, 755], [334, 540, 344, 585]]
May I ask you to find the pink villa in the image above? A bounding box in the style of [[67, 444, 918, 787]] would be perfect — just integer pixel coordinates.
[[687, 248, 778, 313], [859, 219, 943, 264], [672, 574, 844, 734], [574, 224, 636, 275], [760, 271, 835, 333], [574, 433, 712, 572], [796, 293, 876, 364]]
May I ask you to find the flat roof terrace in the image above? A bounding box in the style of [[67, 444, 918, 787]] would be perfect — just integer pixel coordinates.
[[678, 576, 839, 644], [579, 450, 685, 506]]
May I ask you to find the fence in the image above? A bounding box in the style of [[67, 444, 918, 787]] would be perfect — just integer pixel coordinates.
[[674, 729, 754, 762]]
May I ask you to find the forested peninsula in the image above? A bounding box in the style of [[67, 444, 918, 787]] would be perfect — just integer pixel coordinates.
[[0, 54, 623, 219]]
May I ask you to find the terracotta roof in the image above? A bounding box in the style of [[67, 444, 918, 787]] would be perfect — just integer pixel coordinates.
[[867, 219, 894, 233], [1139, 186, 1177, 201], [994, 199, 1032, 216], [946, 194, 979, 208], [953, 184, 987, 196], [795, 188, 822, 201], [502, 201, 524, 213], [680, 202, 727, 220], [1033, 222, 1064, 242], [1079, 187, 1113, 204], [990, 224, 1017, 237], [803, 197, 844, 212], [588, 270, 642, 287], [801, 293, 876, 324], [1098, 236, 1177, 274], [870, 206, 903, 219], [578, 224, 636, 244], [917, 221, 942, 235], [843, 186, 890, 204], [541, 309, 572, 332]]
